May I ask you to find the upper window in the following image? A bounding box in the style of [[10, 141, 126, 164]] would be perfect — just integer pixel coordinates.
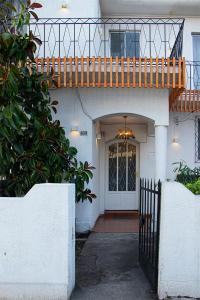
[[110, 31, 140, 58], [192, 34, 200, 89]]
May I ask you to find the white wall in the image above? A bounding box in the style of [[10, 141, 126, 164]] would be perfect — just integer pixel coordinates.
[[51, 87, 168, 231], [167, 112, 200, 179], [38, 0, 101, 18], [158, 181, 200, 299], [0, 183, 75, 300]]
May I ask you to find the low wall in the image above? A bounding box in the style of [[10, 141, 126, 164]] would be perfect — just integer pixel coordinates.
[[0, 183, 75, 300], [158, 181, 200, 299]]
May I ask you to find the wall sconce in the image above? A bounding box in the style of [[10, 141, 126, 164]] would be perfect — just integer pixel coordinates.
[[71, 127, 79, 137], [60, 1, 69, 11], [96, 133, 102, 140], [172, 137, 179, 144]]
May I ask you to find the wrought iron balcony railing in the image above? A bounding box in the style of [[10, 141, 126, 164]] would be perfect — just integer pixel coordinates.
[[30, 17, 185, 59]]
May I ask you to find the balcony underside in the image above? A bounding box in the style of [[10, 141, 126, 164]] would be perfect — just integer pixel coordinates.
[[34, 57, 185, 89]]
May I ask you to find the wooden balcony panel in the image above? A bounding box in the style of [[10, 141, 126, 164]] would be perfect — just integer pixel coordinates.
[[170, 89, 200, 112], [34, 57, 185, 90]]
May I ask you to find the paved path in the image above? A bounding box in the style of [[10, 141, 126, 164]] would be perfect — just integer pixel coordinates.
[[71, 233, 157, 300]]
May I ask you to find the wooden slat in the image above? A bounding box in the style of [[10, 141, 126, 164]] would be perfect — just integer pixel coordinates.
[[52, 57, 55, 88], [41, 57, 44, 75], [132, 57, 136, 87], [63, 57, 67, 87], [150, 57, 153, 88], [98, 56, 101, 88], [167, 57, 170, 88], [35, 57, 39, 72], [144, 58, 147, 88], [104, 57, 107, 88], [69, 57, 73, 87], [172, 57, 176, 88], [116, 56, 119, 87], [127, 57, 130, 88], [139, 57, 142, 87], [46, 57, 50, 86], [75, 56, 78, 87], [161, 57, 164, 88], [81, 56, 84, 87], [156, 57, 159, 88], [86, 57, 90, 87], [110, 56, 113, 87], [121, 57, 124, 87], [178, 57, 182, 89], [92, 56, 95, 87], [182, 57, 186, 88], [57, 57, 61, 87]]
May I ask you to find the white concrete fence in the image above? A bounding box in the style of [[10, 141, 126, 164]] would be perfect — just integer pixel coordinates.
[[0, 183, 75, 300], [158, 181, 200, 299]]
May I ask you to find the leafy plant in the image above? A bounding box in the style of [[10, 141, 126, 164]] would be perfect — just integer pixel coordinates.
[[0, 1, 96, 202], [185, 180, 200, 194], [173, 161, 200, 194], [173, 161, 200, 184]]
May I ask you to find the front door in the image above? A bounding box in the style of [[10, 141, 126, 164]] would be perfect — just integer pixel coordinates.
[[105, 141, 139, 210]]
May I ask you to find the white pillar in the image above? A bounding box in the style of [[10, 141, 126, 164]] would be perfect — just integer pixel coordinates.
[[155, 125, 168, 182]]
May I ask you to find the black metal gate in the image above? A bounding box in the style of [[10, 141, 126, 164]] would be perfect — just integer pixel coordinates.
[[139, 178, 161, 291]]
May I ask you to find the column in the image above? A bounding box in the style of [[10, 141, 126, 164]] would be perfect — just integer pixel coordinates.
[[155, 125, 168, 182]]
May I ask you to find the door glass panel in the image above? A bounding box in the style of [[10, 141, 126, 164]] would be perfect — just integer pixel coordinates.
[[108, 142, 137, 192], [109, 143, 117, 191], [128, 144, 136, 191], [118, 142, 127, 191]]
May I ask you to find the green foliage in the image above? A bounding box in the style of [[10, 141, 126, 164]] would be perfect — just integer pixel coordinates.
[[173, 161, 200, 194], [0, 1, 96, 202], [185, 180, 200, 195]]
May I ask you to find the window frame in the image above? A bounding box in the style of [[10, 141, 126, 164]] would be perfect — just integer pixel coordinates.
[[110, 30, 140, 58], [192, 33, 200, 90]]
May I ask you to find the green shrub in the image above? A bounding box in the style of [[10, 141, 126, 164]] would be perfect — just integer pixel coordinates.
[[0, 1, 96, 202], [173, 161, 200, 194], [185, 180, 200, 194]]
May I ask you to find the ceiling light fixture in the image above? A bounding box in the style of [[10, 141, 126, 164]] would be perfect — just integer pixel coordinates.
[[115, 116, 135, 142]]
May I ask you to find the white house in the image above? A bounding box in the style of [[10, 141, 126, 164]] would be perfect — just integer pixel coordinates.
[[1, 1, 200, 299], [31, 0, 200, 233]]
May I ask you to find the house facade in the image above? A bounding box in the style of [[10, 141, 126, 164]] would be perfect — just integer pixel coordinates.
[[32, 0, 200, 232]]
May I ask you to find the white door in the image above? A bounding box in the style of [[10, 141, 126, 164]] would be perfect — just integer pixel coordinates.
[[105, 141, 139, 211]]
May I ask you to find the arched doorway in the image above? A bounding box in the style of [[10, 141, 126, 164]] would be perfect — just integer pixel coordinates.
[[105, 140, 139, 210]]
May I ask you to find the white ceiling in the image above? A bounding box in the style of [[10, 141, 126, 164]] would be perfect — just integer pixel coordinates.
[[100, 0, 200, 17], [100, 114, 150, 125]]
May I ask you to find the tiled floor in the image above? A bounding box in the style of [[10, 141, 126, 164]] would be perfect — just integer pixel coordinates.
[[93, 211, 139, 233]]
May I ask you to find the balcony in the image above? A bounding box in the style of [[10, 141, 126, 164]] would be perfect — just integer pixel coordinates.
[[170, 62, 200, 112], [30, 17, 185, 92]]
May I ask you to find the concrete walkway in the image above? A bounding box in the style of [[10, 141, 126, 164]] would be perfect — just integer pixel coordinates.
[[71, 233, 157, 300]]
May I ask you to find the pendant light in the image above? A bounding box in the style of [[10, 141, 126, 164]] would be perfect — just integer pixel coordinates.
[[115, 116, 135, 142]]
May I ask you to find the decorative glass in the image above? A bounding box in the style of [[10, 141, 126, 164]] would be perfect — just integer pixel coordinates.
[[109, 143, 117, 191], [118, 142, 127, 191], [108, 142, 136, 192], [128, 144, 136, 191]]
